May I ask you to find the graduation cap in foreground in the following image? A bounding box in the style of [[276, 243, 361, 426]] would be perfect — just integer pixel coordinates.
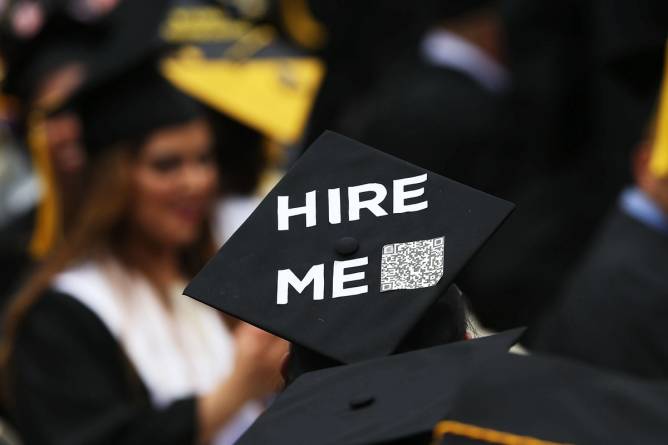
[[238, 329, 525, 445], [185, 131, 514, 364], [434, 353, 668, 445], [159, 0, 324, 143]]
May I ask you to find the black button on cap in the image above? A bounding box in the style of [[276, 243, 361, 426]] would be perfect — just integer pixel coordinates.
[[349, 394, 375, 410], [335, 237, 358, 255]]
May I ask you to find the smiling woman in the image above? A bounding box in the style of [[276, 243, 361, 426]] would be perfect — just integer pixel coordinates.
[[0, 60, 287, 445]]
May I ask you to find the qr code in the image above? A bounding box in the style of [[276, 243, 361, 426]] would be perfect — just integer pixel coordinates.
[[380, 236, 445, 292]]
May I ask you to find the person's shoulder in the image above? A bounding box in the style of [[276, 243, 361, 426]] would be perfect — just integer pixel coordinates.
[[19, 289, 106, 339], [571, 208, 668, 285]]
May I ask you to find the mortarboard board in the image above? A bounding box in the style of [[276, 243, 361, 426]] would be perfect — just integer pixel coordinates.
[[238, 329, 526, 445], [159, 0, 324, 144], [650, 41, 668, 178], [184, 131, 514, 364], [433, 353, 668, 445]]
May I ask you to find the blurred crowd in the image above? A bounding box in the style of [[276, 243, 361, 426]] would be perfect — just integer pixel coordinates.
[[0, 0, 666, 444]]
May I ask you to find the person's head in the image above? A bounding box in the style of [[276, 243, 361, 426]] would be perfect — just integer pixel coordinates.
[[0, 65, 218, 374], [633, 114, 668, 214], [124, 116, 217, 251]]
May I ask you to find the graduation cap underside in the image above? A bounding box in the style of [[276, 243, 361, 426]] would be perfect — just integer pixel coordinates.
[[160, 3, 324, 143], [435, 353, 668, 445], [185, 131, 514, 364], [238, 330, 525, 445]]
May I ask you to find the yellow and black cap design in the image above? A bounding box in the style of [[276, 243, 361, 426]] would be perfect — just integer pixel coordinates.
[[160, 0, 324, 144]]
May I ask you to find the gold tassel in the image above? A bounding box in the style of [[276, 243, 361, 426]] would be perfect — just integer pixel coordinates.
[[649, 41, 668, 178], [432, 420, 571, 445], [27, 111, 60, 258]]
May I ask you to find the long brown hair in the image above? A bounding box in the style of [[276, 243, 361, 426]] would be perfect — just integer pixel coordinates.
[[0, 141, 216, 372]]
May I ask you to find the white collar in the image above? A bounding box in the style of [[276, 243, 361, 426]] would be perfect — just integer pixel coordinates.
[[421, 28, 509, 92]]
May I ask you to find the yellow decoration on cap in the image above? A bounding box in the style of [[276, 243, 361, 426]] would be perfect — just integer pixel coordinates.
[[27, 111, 60, 258], [650, 41, 668, 178], [432, 420, 572, 445], [162, 43, 324, 144]]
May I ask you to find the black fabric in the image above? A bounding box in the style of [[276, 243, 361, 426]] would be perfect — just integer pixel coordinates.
[[339, 57, 513, 199], [8, 290, 198, 445], [0, 208, 36, 310], [440, 353, 668, 444], [451, 0, 659, 332], [185, 131, 514, 364], [72, 62, 203, 155], [238, 330, 525, 445], [302, 1, 428, 147], [284, 284, 469, 384], [527, 208, 668, 379]]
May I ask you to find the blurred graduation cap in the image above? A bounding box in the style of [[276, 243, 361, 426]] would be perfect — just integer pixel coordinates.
[[1, 0, 174, 258], [238, 329, 525, 445], [159, 0, 324, 144], [185, 131, 514, 364], [650, 41, 668, 178], [65, 58, 204, 156], [433, 353, 668, 445]]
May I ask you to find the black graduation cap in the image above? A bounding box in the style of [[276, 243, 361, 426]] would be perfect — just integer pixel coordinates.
[[66, 59, 204, 155], [434, 0, 499, 20], [185, 131, 514, 364], [238, 330, 525, 445], [434, 353, 668, 445]]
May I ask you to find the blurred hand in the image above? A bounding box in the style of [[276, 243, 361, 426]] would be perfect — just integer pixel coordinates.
[[231, 323, 289, 400]]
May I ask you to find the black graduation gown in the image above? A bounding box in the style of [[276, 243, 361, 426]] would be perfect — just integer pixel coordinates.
[[0, 208, 36, 310], [8, 290, 198, 445], [527, 208, 668, 379]]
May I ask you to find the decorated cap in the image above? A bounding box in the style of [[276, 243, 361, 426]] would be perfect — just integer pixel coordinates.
[[238, 330, 525, 445], [185, 131, 514, 364], [159, 0, 324, 144]]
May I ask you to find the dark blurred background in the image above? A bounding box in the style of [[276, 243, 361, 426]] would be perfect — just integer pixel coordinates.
[[0, 0, 667, 444]]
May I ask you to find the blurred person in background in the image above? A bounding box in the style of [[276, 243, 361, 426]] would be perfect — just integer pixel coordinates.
[[0, 0, 150, 308], [291, 0, 429, 146], [0, 61, 286, 445], [529, 104, 668, 379], [450, 0, 667, 335], [338, 0, 510, 191]]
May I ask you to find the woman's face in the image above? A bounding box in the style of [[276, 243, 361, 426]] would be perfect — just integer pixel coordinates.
[[129, 118, 218, 248]]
